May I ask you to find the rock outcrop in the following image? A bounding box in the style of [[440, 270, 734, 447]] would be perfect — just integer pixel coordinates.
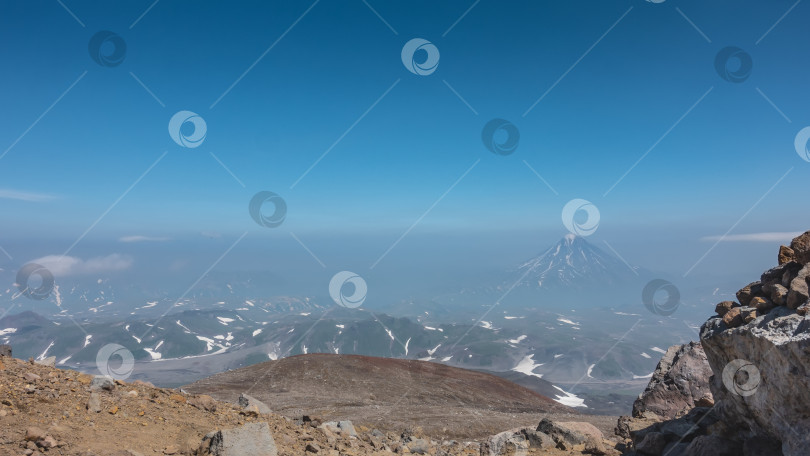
[[616, 342, 715, 455], [631, 342, 713, 420], [699, 230, 810, 456]]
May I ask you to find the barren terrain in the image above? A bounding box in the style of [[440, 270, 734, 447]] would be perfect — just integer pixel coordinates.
[[185, 354, 619, 440]]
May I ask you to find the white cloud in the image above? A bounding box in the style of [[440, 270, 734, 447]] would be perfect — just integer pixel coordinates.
[[30, 254, 133, 277], [119, 235, 170, 243], [0, 189, 57, 202], [700, 232, 803, 243]]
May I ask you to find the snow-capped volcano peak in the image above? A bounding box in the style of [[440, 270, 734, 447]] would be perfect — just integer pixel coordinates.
[[513, 235, 638, 289]]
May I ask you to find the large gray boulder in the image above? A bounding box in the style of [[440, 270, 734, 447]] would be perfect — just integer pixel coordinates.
[[632, 342, 713, 420], [200, 422, 277, 456], [701, 308, 808, 456]]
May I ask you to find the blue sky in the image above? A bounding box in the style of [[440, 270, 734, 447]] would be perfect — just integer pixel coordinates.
[[2, 0, 810, 285]]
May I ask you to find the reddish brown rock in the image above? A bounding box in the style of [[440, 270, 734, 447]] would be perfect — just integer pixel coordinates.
[[789, 230, 810, 264], [24, 427, 47, 442], [779, 245, 795, 264], [736, 282, 761, 307], [722, 308, 743, 327], [751, 296, 775, 314], [714, 301, 738, 317]]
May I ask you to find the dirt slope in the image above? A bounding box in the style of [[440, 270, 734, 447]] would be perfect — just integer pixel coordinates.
[[185, 353, 614, 440], [0, 354, 330, 455], [0, 352, 622, 455]]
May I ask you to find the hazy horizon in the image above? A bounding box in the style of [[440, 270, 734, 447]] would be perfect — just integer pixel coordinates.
[[2, 0, 810, 314]]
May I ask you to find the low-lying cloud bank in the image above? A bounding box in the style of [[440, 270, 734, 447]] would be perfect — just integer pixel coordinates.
[[30, 254, 133, 277]]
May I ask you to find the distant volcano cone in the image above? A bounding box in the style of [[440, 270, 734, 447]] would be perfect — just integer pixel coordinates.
[[512, 234, 639, 290]]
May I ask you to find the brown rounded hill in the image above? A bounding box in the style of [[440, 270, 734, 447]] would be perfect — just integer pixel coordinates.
[[184, 353, 593, 439]]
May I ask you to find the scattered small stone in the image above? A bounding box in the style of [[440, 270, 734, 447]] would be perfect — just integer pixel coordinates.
[[90, 376, 115, 392], [38, 435, 57, 449], [24, 427, 47, 442], [22, 372, 41, 382], [87, 393, 102, 413], [34, 356, 56, 368]]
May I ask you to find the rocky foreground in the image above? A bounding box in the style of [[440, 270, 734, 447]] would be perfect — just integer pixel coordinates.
[[616, 230, 810, 456], [0, 348, 623, 455]]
